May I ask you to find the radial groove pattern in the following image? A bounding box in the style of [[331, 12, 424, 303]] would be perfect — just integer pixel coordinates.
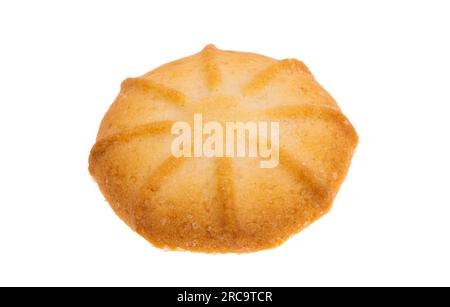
[[89, 120, 173, 158], [89, 45, 358, 253], [121, 77, 186, 106], [215, 157, 238, 234], [201, 44, 222, 91], [262, 105, 357, 139], [243, 59, 310, 96], [132, 156, 188, 231]]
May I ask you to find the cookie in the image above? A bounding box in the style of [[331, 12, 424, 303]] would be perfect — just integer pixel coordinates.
[[89, 45, 358, 253]]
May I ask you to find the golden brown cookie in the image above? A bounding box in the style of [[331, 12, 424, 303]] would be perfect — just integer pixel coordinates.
[[89, 45, 358, 253]]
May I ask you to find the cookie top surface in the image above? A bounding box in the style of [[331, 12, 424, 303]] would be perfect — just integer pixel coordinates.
[[89, 45, 358, 253]]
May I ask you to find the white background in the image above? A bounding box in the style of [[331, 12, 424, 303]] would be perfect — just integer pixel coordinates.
[[1, 0, 449, 287]]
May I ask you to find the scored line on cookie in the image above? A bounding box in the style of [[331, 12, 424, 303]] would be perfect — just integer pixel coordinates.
[[201, 44, 222, 91], [261, 104, 358, 142], [122, 78, 186, 107], [278, 150, 331, 202], [242, 59, 311, 97], [90, 120, 174, 157]]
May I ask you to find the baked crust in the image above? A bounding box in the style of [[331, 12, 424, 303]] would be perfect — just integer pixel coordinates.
[[89, 45, 358, 253]]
